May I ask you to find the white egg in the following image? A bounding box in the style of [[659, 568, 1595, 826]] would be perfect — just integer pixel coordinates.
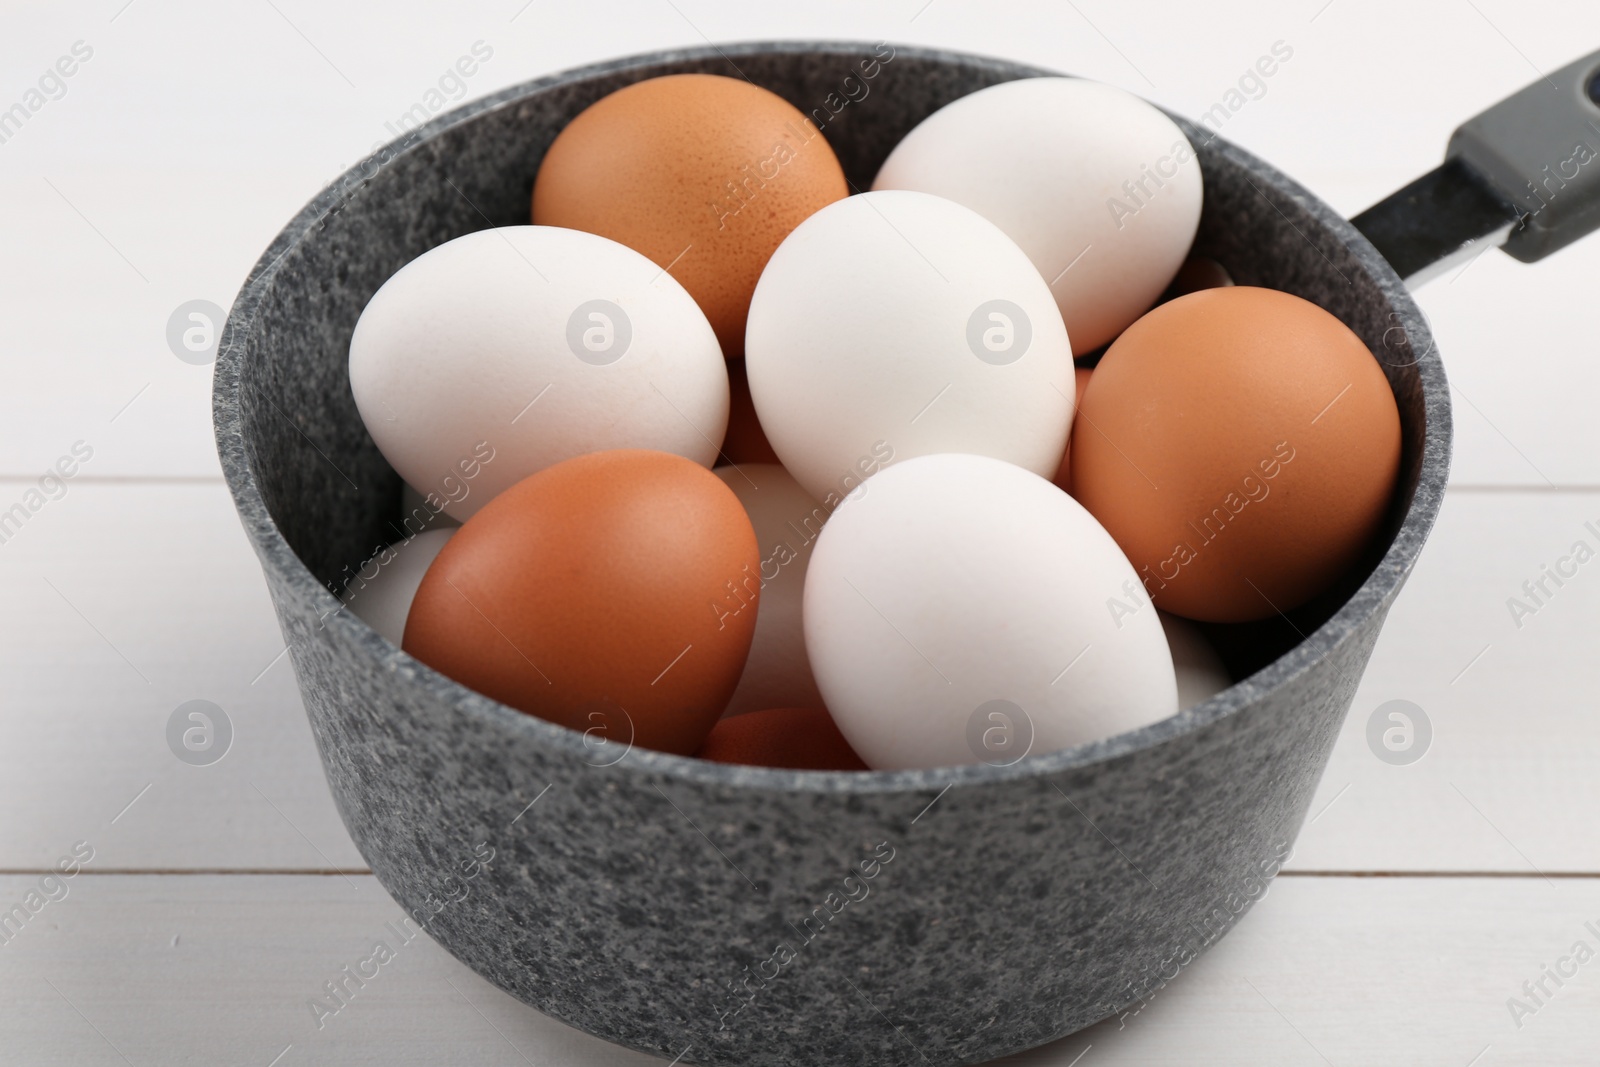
[[398, 481, 461, 531], [342, 528, 455, 646], [1158, 611, 1231, 710], [713, 464, 829, 717], [873, 77, 1203, 355], [350, 226, 727, 520], [804, 454, 1177, 770], [744, 190, 1074, 506]]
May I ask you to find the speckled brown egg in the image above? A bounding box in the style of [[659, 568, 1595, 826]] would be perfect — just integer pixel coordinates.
[[532, 73, 849, 359], [1071, 286, 1401, 623], [403, 449, 761, 755]]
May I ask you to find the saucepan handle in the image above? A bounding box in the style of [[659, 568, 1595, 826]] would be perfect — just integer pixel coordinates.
[[1352, 48, 1600, 287]]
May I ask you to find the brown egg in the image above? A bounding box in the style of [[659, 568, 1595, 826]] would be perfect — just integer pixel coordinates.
[[721, 358, 781, 464], [1051, 366, 1095, 496], [1162, 256, 1235, 300], [403, 449, 761, 755], [696, 707, 868, 771], [532, 73, 849, 359], [1071, 286, 1401, 623]]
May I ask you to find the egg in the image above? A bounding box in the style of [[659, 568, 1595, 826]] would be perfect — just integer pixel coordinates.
[[721, 359, 780, 465], [403, 450, 760, 756], [804, 453, 1177, 770], [1071, 286, 1402, 622], [349, 226, 727, 522], [713, 463, 828, 716], [872, 77, 1202, 355], [696, 707, 868, 771], [1051, 366, 1095, 496], [399, 482, 461, 531], [745, 190, 1075, 505], [342, 528, 455, 645], [1159, 611, 1231, 710], [1165, 256, 1234, 298], [532, 73, 849, 358]]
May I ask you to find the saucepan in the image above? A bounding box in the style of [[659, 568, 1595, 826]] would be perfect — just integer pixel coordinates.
[[213, 40, 1600, 1067]]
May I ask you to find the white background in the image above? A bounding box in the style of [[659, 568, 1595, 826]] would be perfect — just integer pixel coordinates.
[[1, 0, 1598, 1063]]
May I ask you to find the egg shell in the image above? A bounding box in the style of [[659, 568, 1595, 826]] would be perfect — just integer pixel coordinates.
[[804, 453, 1178, 771], [342, 528, 455, 646], [403, 450, 761, 756], [713, 464, 828, 716], [721, 359, 781, 465], [532, 73, 849, 358], [873, 77, 1202, 355], [1158, 611, 1231, 710], [1051, 366, 1095, 496], [695, 707, 868, 771], [745, 190, 1075, 506], [1071, 286, 1402, 622], [398, 482, 462, 531], [349, 226, 727, 522], [1164, 256, 1235, 299]]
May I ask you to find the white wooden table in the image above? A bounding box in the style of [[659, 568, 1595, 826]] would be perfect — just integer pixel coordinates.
[[4, 1, 1598, 1062]]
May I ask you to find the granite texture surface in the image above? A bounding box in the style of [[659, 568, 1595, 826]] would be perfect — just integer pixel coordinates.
[[213, 41, 1451, 1067]]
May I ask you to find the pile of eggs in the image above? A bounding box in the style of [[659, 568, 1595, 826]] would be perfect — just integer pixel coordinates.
[[342, 72, 1402, 773]]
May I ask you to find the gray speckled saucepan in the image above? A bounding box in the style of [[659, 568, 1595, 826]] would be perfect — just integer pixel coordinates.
[[214, 39, 1600, 1067]]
